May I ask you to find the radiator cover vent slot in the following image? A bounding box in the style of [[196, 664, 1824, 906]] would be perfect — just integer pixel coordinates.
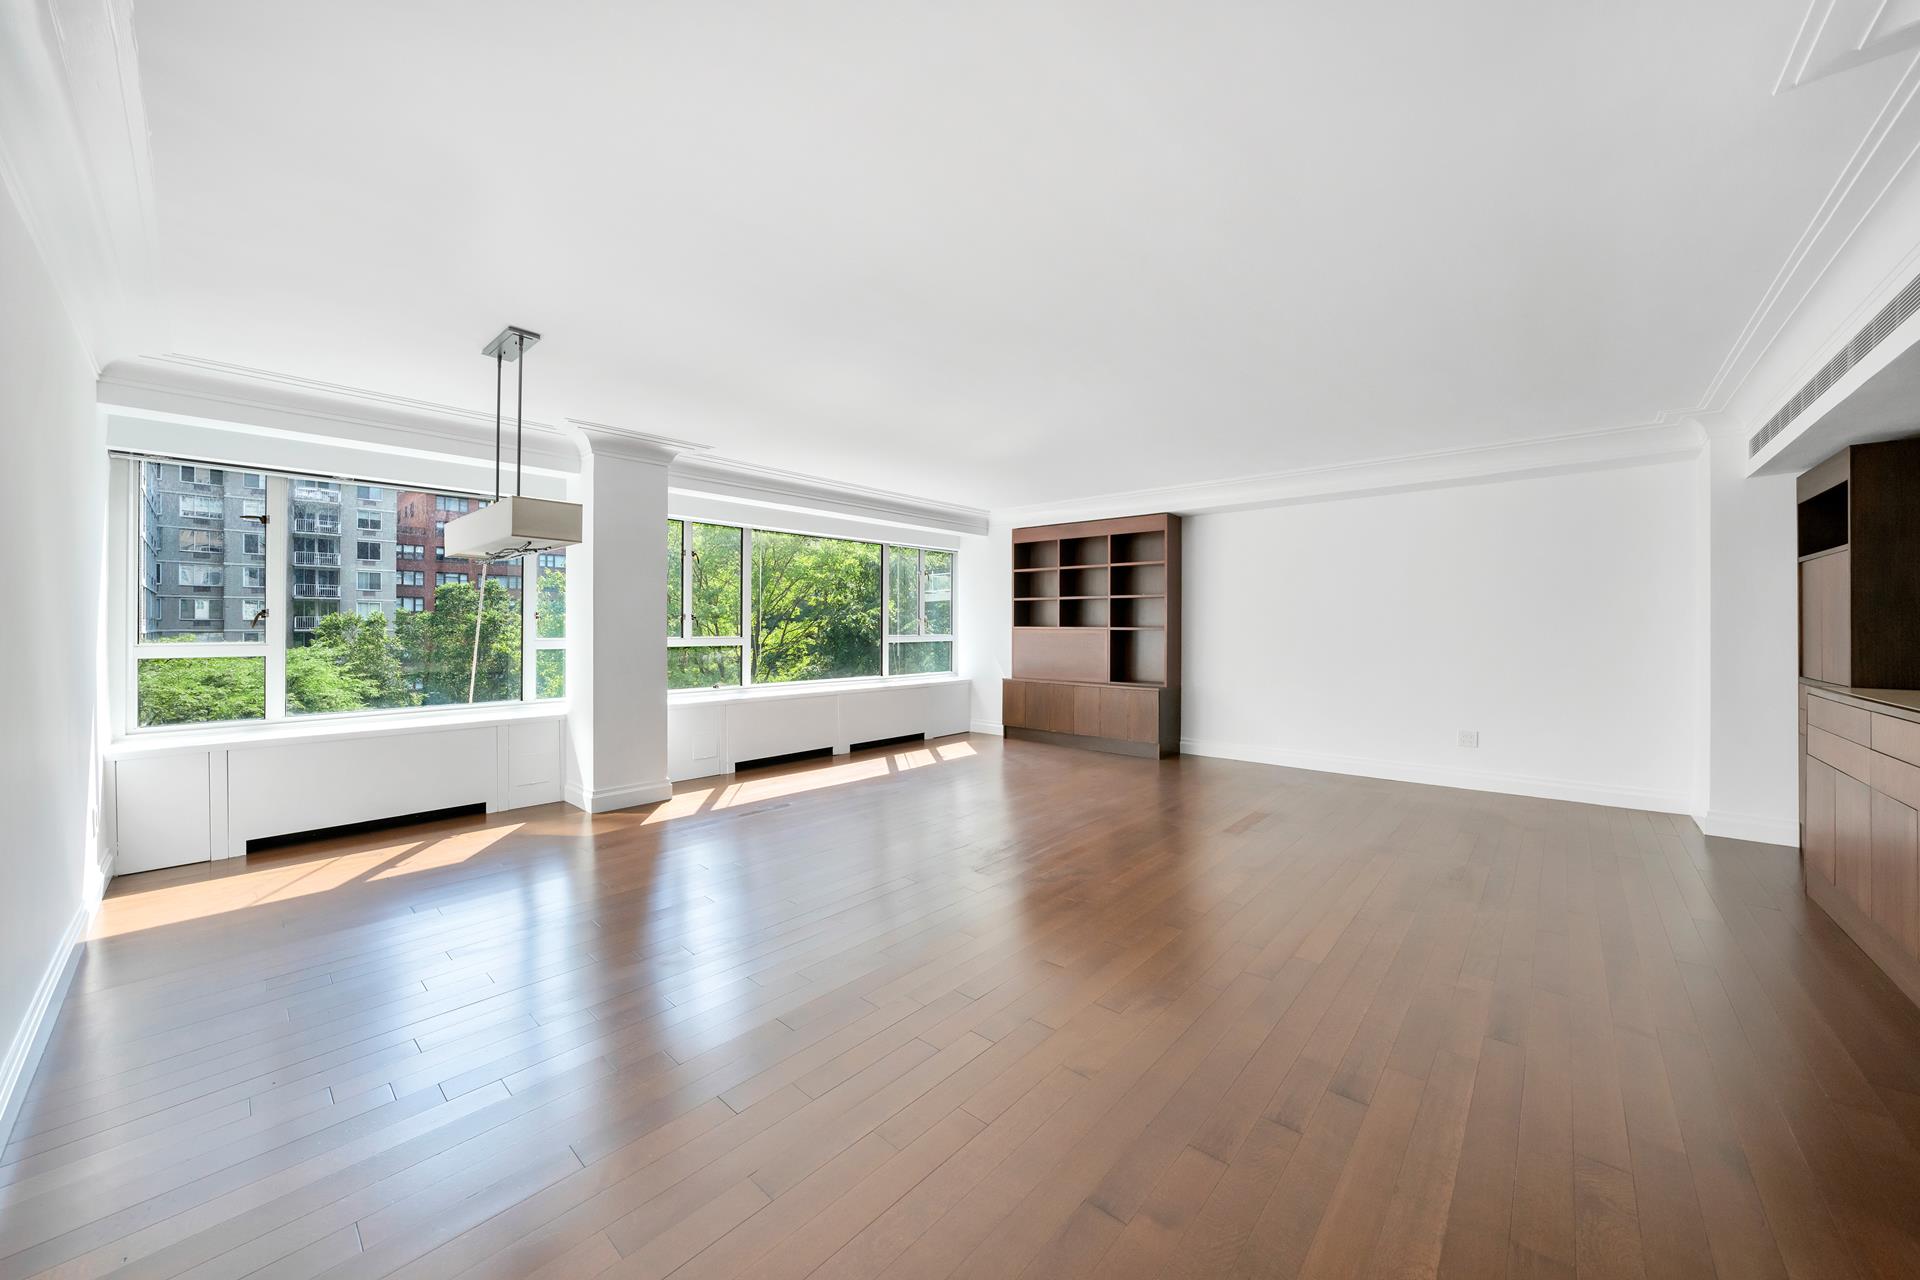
[[1749, 270, 1920, 457]]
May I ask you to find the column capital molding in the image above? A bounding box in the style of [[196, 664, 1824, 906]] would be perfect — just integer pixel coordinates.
[[567, 419, 707, 467]]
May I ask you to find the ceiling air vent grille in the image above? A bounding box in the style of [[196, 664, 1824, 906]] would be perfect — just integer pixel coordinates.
[[1749, 270, 1920, 457]]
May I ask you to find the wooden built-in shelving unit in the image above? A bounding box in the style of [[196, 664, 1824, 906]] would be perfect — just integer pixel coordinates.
[[1004, 514, 1180, 756]]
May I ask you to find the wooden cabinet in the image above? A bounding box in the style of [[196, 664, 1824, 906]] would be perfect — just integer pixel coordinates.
[[1003, 679, 1174, 756], [1797, 441, 1920, 688], [1803, 687, 1920, 1009], [1007, 513, 1181, 757]]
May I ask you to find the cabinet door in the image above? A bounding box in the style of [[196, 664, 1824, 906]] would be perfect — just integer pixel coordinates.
[[1002, 680, 1027, 730], [1801, 559, 1823, 681], [1872, 789, 1920, 959], [1804, 756, 1838, 885], [1837, 770, 1873, 916], [1823, 549, 1851, 686], [1073, 684, 1102, 737]]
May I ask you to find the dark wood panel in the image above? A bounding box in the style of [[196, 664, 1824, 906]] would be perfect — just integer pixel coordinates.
[[1805, 756, 1838, 885], [1002, 679, 1027, 731], [1073, 684, 1102, 738], [1012, 628, 1107, 683], [1871, 789, 1918, 961]]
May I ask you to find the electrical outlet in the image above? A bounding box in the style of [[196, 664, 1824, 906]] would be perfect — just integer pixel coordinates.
[[1457, 730, 1479, 748]]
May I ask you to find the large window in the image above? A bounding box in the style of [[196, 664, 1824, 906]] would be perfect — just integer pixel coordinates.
[[126, 457, 568, 730], [664, 516, 953, 690]]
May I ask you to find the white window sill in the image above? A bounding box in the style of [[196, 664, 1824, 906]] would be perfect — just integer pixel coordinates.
[[668, 673, 966, 705], [108, 701, 568, 759]]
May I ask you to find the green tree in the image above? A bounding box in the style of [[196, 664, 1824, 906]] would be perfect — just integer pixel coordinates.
[[394, 578, 522, 705], [751, 531, 881, 682], [138, 656, 265, 726], [286, 612, 414, 714]]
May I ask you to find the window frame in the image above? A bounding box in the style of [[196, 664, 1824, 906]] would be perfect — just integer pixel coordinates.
[[115, 454, 569, 737], [665, 512, 956, 692]]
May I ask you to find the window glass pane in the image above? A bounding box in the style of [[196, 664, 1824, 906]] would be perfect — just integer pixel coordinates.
[[668, 645, 743, 689], [924, 550, 953, 634], [137, 656, 266, 726], [535, 549, 566, 638], [690, 523, 743, 636], [138, 461, 266, 644], [889, 640, 953, 675], [536, 648, 566, 700], [666, 519, 683, 637], [751, 531, 881, 683], [286, 480, 522, 713], [888, 547, 919, 636]]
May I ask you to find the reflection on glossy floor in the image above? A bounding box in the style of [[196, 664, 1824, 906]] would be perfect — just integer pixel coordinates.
[[6, 736, 1920, 1279]]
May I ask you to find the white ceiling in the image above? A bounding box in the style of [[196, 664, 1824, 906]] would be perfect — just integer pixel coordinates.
[[133, 1, 1903, 511]]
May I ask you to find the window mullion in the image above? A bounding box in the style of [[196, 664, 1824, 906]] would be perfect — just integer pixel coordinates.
[[264, 474, 289, 720], [742, 528, 754, 687]]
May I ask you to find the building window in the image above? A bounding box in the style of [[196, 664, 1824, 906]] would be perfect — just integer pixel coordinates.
[[398, 596, 424, 613], [664, 520, 953, 689], [241, 497, 266, 518], [177, 564, 223, 587], [242, 532, 265, 556], [357, 485, 383, 504], [357, 541, 382, 562], [493, 574, 522, 592], [178, 528, 222, 554], [886, 546, 955, 675], [357, 513, 382, 533], [436, 495, 469, 513], [435, 546, 447, 560], [243, 566, 266, 590], [178, 494, 223, 519], [538, 552, 565, 569], [178, 598, 214, 621], [397, 543, 423, 559], [398, 569, 425, 587], [436, 572, 468, 586], [243, 472, 265, 490], [357, 570, 383, 594]]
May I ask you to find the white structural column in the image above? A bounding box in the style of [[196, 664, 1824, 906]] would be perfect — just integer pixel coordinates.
[[563, 421, 698, 812]]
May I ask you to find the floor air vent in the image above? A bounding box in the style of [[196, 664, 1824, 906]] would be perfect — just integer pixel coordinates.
[[1749, 270, 1920, 457], [246, 803, 487, 854]]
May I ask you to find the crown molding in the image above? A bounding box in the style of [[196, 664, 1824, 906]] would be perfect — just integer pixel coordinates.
[[1778, 0, 1920, 89], [668, 453, 990, 536], [1694, 44, 1920, 454], [992, 421, 1707, 525], [98, 353, 583, 471], [0, 0, 162, 371]]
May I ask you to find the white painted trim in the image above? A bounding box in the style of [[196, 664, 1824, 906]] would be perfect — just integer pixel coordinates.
[[1694, 810, 1801, 848], [1178, 737, 1691, 816], [564, 778, 674, 814], [100, 356, 582, 475], [567, 419, 706, 466], [969, 720, 1005, 736], [994, 422, 1705, 524], [0, 904, 88, 1148], [671, 453, 989, 537]]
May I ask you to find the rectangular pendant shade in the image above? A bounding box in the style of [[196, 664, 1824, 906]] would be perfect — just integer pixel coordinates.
[[443, 495, 582, 562]]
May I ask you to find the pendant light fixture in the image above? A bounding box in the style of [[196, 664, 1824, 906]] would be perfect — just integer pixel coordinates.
[[442, 324, 584, 562]]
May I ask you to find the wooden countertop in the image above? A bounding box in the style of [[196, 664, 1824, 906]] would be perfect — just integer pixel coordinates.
[[1802, 678, 1920, 723]]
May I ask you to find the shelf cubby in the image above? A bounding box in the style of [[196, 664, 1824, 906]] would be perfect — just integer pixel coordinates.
[[1014, 541, 1059, 570], [1014, 599, 1059, 628], [1060, 535, 1108, 567], [1110, 531, 1165, 564], [1110, 629, 1166, 684], [1060, 598, 1109, 628], [1110, 596, 1166, 629], [1014, 568, 1060, 599], [1110, 563, 1166, 596], [1059, 566, 1109, 598]]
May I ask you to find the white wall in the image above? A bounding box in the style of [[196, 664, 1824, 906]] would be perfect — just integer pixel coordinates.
[[0, 181, 107, 1130], [1176, 460, 1699, 809], [973, 458, 1704, 813], [1700, 425, 1801, 842]]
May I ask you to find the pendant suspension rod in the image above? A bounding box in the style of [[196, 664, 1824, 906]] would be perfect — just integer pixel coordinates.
[[493, 350, 504, 503], [515, 339, 525, 497]]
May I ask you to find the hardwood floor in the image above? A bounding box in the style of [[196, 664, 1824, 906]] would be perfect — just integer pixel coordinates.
[[6, 733, 1920, 1279]]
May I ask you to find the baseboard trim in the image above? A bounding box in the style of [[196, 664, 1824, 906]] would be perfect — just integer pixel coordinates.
[[0, 905, 88, 1147], [563, 778, 674, 814], [1177, 738, 1691, 815], [1694, 810, 1800, 848], [968, 720, 1004, 736]]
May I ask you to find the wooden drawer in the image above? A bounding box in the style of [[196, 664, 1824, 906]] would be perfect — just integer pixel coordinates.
[[1808, 725, 1873, 786], [1872, 713, 1920, 769], [1808, 694, 1872, 746]]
